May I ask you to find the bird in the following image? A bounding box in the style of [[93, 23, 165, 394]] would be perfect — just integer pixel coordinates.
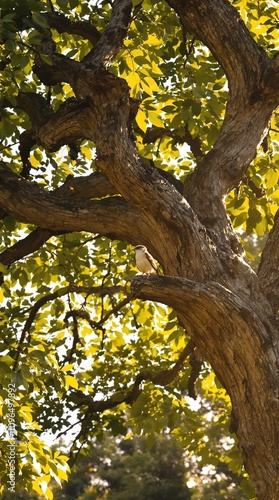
[[134, 245, 158, 275]]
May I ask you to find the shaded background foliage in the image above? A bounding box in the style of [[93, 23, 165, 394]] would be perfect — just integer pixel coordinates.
[[0, 0, 278, 498], [1, 431, 248, 499]]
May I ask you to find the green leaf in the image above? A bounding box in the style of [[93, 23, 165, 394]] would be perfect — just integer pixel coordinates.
[[3, 216, 16, 231], [40, 54, 53, 66], [32, 12, 49, 29]]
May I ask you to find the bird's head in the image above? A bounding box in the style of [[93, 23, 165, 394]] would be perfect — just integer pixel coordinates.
[[134, 245, 147, 252]]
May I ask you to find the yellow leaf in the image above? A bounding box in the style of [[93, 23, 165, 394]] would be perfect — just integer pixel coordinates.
[[151, 59, 163, 75], [42, 464, 50, 474], [149, 111, 164, 128], [140, 78, 153, 96], [124, 431, 134, 440], [57, 467, 69, 481], [65, 375, 78, 389], [20, 406, 33, 412], [135, 108, 147, 133], [55, 332, 65, 340], [145, 34, 161, 46], [123, 55, 134, 70], [45, 487, 53, 500], [19, 408, 33, 422], [144, 76, 161, 92], [61, 364, 75, 372], [0, 355, 14, 364], [126, 71, 140, 96], [62, 84, 74, 97], [80, 145, 93, 160], [29, 155, 40, 168], [131, 48, 144, 57], [32, 480, 44, 496], [40, 474, 51, 483], [55, 454, 70, 462]]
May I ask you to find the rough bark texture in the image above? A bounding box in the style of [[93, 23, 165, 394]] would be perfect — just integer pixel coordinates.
[[1, 1, 279, 498]]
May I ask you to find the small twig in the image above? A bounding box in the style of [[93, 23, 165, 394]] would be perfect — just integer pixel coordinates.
[[13, 286, 129, 370], [13, 288, 68, 371], [242, 175, 265, 198], [188, 347, 203, 399]]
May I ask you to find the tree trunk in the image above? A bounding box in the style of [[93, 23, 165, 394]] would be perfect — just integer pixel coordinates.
[[0, 0, 279, 497]]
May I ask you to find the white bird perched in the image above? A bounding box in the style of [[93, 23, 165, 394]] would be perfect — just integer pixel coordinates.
[[134, 245, 158, 275]]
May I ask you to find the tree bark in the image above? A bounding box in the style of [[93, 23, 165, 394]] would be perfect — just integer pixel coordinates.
[[0, 0, 279, 498], [132, 276, 279, 499]]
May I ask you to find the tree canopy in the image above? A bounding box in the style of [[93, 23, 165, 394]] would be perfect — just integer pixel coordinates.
[[0, 0, 279, 499], [53, 433, 192, 500], [48, 432, 247, 500]]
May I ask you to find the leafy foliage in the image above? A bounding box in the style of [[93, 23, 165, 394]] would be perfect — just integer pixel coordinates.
[[0, 0, 278, 497], [27, 432, 248, 500]]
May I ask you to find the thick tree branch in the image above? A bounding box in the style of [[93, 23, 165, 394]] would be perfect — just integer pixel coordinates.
[[82, 0, 132, 68], [43, 11, 101, 46], [62, 70, 219, 279], [1, 92, 54, 128], [166, 0, 266, 97], [1, 5, 218, 281], [36, 97, 94, 150], [0, 172, 117, 277], [0, 163, 182, 275], [0, 227, 53, 270], [33, 1, 132, 84], [0, 166, 147, 241], [56, 171, 118, 199], [33, 2, 132, 85], [7, 73, 219, 280], [0, 163, 181, 274], [131, 274, 279, 497], [33, 49, 80, 87], [131, 275, 276, 339], [165, 0, 279, 255], [96, 146, 219, 279]]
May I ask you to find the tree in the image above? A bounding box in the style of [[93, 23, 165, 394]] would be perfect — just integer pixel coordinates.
[[0, 0, 279, 498], [47, 431, 248, 499], [50, 434, 192, 500], [98, 435, 191, 500]]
